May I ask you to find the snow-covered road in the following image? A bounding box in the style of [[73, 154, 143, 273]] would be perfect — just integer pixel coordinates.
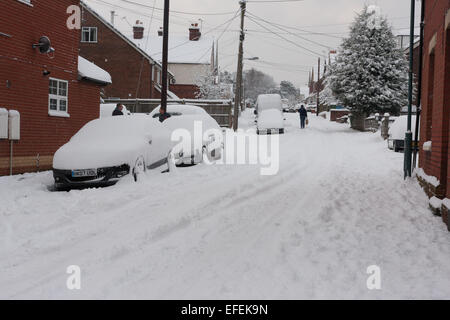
[[1, 111, 449, 299]]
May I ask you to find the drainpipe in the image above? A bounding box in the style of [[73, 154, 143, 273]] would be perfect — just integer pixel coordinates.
[[413, 0, 425, 169], [404, 0, 416, 178], [9, 140, 13, 176]]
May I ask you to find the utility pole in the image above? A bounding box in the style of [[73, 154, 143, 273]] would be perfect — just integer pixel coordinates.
[[233, 0, 246, 131], [316, 57, 320, 116], [161, 0, 170, 114], [404, 0, 415, 178]]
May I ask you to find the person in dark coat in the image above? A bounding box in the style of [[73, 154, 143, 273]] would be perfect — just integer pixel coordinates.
[[112, 104, 124, 116], [158, 107, 171, 123], [298, 105, 308, 129]]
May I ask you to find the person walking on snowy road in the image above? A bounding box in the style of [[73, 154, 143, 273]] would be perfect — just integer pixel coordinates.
[[298, 105, 308, 129]]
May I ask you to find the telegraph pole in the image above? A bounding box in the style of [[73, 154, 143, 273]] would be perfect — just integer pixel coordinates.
[[316, 57, 320, 116], [233, 0, 246, 131], [161, 0, 170, 114]]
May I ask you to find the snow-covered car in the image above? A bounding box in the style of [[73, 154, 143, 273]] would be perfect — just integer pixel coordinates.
[[150, 104, 222, 165], [148, 104, 208, 118], [257, 108, 285, 135], [256, 94, 282, 114], [52, 115, 173, 189], [388, 115, 419, 152]]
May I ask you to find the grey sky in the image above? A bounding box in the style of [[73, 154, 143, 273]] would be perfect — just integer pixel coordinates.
[[84, 0, 421, 92]]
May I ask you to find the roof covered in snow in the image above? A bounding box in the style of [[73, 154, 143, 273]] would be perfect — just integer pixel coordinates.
[[127, 34, 215, 65], [78, 56, 112, 85]]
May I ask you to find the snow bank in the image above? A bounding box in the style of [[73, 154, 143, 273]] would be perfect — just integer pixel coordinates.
[[78, 56, 112, 84], [257, 109, 284, 130], [415, 167, 440, 187], [429, 197, 443, 210]]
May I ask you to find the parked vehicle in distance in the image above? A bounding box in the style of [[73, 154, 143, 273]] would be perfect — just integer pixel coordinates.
[[257, 109, 285, 135], [53, 115, 173, 190], [151, 104, 222, 165], [306, 105, 317, 114], [256, 94, 283, 114], [388, 115, 419, 152]]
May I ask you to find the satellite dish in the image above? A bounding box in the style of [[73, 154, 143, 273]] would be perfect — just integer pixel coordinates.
[[32, 36, 55, 54]]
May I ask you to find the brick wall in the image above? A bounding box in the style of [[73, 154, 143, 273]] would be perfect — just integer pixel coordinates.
[[0, 0, 102, 175], [419, 0, 450, 200], [170, 84, 199, 99], [80, 6, 157, 99], [330, 110, 349, 122]]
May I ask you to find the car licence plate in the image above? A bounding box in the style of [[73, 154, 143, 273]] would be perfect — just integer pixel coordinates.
[[72, 169, 97, 178]]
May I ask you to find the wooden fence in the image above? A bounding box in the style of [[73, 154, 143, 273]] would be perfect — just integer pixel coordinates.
[[104, 98, 233, 128]]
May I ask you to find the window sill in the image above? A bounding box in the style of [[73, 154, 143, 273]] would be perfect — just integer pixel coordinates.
[[49, 111, 70, 118], [16, 0, 33, 7]]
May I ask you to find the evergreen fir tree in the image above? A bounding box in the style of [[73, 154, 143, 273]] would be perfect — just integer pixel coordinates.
[[327, 5, 409, 116]]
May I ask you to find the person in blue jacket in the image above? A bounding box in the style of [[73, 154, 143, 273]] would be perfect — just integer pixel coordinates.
[[298, 105, 308, 129]]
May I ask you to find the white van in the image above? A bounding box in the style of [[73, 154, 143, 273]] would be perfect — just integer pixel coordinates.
[[256, 94, 285, 135]]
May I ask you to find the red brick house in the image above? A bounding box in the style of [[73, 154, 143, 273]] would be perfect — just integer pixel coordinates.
[[0, 0, 111, 176], [79, 1, 175, 100], [417, 1, 450, 230]]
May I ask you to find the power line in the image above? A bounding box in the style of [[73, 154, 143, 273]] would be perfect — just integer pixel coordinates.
[[119, 0, 237, 16], [246, 15, 323, 57], [247, 11, 334, 50]]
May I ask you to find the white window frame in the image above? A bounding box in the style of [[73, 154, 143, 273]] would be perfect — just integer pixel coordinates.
[[81, 27, 98, 43], [48, 78, 69, 118]]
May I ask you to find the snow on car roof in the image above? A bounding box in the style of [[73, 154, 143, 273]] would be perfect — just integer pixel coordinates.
[[149, 104, 208, 116], [78, 56, 112, 84], [257, 94, 282, 112], [163, 113, 220, 133]]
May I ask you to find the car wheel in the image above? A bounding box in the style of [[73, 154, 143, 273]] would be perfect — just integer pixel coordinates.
[[132, 156, 146, 182]]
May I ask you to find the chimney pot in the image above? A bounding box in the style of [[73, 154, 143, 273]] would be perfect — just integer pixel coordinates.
[[189, 23, 201, 41], [133, 20, 144, 40], [158, 27, 163, 37]]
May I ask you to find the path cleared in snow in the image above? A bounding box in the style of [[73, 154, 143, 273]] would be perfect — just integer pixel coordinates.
[[0, 111, 449, 299]]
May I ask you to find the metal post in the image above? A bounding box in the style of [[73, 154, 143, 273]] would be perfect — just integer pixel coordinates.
[[233, 0, 246, 131], [404, 0, 415, 178], [9, 140, 13, 176], [316, 58, 320, 116], [413, 0, 425, 169], [161, 0, 170, 114]]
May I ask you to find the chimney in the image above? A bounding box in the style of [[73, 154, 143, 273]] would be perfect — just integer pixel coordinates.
[[133, 20, 144, 39], [157, 27, 163, 37], [189, 23, 201, 41]]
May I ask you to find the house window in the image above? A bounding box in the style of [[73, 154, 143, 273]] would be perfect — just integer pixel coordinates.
[[156, 70, 161, 85], [81, 27, 98, 43], [49, 78, 69, 117]]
